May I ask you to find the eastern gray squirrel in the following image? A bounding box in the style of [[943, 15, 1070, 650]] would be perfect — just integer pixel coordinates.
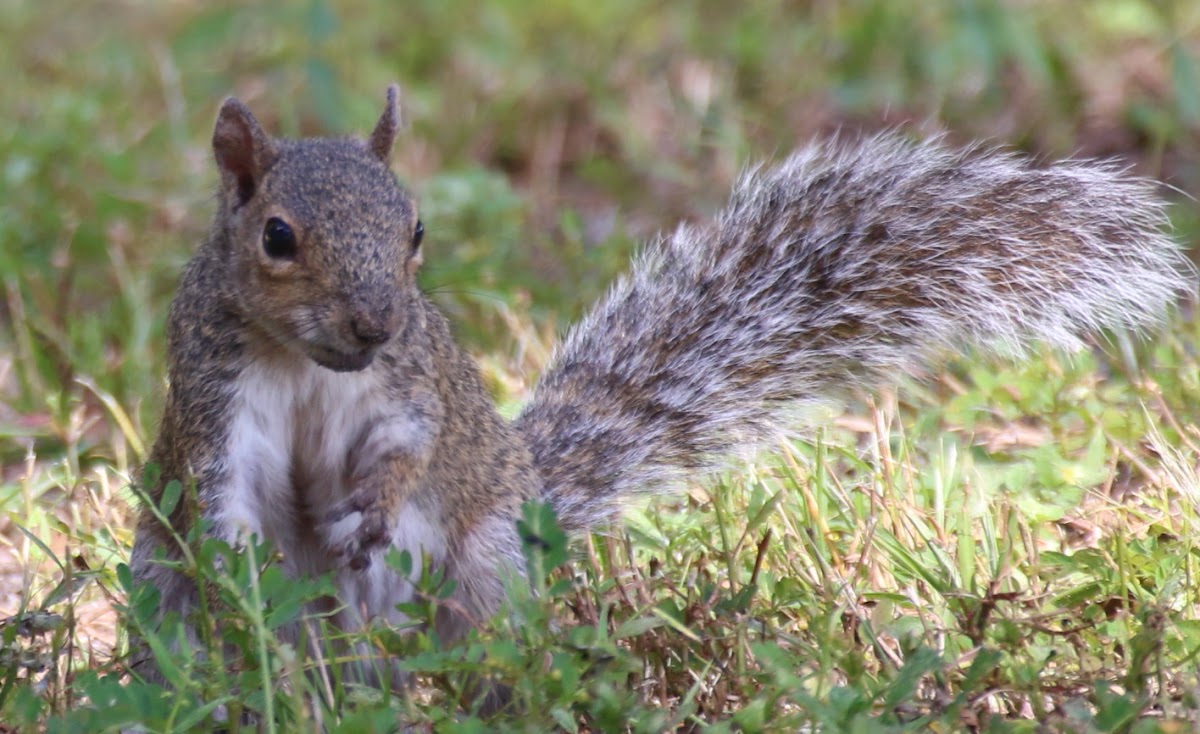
[[128, 86, 1191, 683]]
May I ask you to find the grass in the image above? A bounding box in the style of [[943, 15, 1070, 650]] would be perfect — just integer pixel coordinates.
[[2, 0, 1199, 731]]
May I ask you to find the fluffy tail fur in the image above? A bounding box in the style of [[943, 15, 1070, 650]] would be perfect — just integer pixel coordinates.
[[514, 134, 1193, 533]]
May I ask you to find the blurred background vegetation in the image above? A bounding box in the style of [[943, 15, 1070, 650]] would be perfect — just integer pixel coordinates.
[[2, 0, 1198, 444], [1, 0, 1199, 728]]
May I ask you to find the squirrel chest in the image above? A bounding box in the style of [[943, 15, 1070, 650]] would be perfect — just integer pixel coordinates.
[[218, 354, 445, 581]]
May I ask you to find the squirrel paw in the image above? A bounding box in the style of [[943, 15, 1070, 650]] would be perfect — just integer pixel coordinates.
[[319, 492, 392, 572]]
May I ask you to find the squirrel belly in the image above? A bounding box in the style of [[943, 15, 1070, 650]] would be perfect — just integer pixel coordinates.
[[518, 134, 1193, 534], [221, 354, 446, 579]]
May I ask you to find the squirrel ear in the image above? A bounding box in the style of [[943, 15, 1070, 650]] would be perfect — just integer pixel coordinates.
[[367, 84, 402, 163], [212, 97, 278, 206]]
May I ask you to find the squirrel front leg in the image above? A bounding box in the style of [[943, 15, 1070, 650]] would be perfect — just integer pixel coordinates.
[[319, 407, 441, 572]]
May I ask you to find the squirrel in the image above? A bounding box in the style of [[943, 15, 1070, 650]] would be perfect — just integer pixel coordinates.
[[128, 85, 1191, 687]]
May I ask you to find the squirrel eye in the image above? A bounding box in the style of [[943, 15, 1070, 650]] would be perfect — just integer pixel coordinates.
[[262, 217, 297, 260], [412, 220, 424, 250]]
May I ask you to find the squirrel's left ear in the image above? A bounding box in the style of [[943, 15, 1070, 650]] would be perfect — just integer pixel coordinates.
[[368, 84, 402, 162]]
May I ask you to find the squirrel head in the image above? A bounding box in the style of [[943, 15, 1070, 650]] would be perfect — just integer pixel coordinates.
[[209, 85, 422, 372]]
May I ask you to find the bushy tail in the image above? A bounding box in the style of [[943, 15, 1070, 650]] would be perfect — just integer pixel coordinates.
[[514, 134, 1193, 533]]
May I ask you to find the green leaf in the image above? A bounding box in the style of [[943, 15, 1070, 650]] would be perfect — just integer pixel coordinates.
[[159, 479, 182, 518], [517, 500, 569, 578]]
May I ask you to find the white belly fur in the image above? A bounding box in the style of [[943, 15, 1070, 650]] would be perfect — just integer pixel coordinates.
[[220, 356, 444, 621]]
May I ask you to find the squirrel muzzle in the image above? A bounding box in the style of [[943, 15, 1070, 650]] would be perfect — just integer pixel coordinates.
[[305, 289, 405, 372]]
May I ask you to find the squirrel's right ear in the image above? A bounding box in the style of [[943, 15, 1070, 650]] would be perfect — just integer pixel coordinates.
[[212, 97, 278, 207]]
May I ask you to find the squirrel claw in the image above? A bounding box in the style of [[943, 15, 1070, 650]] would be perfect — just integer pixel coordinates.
[[319, 495, 392, 572]]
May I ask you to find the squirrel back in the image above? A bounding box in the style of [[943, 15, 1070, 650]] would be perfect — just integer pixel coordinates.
[[515, 134, 1192, 533]]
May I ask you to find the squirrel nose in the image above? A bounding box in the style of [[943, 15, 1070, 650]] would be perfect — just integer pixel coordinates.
[[349, 315, 394, 347], [347, 299, 401, 347]]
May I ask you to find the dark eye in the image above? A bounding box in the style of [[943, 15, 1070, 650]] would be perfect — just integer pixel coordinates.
[[412, 220, 424, 250], [262, 217, 297, 260]]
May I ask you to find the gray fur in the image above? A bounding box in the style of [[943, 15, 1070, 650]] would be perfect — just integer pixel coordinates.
[[516, 134, 1193, 533]]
